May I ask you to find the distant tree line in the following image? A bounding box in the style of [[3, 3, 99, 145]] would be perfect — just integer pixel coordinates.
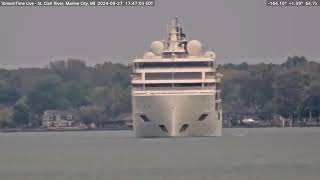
[[0, 59, 131, 128], [220, 56, 320, 121], [0, 56, 319, 128]]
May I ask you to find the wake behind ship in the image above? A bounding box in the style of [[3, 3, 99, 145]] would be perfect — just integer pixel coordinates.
[[131, 17, 223, 137]]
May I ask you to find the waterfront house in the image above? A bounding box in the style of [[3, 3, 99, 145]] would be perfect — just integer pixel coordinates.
[[42, 110, 79, 128]]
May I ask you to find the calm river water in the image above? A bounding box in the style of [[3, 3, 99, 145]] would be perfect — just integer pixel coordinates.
[[0, 128, 320, 180]]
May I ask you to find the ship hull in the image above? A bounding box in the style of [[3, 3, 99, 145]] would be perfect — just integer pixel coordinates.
[[132, 94, 222, 137]]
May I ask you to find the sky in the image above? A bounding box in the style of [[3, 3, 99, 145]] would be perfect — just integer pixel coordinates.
[[0, 0, 320, 69]]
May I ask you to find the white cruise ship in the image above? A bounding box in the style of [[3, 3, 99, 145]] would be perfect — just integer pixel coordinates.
[[131, 17, 223, 137]]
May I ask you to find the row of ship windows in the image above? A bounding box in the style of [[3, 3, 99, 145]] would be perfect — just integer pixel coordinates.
[[134, 62, 215, 69], [132, 72, 216, 80], [132, 83, 221, 91]]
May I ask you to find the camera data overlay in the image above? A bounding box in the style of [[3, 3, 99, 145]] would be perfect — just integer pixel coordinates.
[[267, 0, 320, 6], [0, 0, 155, 6]]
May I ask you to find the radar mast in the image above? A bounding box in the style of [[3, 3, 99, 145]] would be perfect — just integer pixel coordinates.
[[163, 16, 188, 58]]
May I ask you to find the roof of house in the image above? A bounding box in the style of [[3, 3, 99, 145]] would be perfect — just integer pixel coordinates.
[[43, 110, 75, 116]]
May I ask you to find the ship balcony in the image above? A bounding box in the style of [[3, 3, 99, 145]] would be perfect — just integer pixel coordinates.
[[132, 79, 220, 84], [131, 71, 221, 83], [132, 61, 216, 70], [132, 89, 215, 96], [133, 58, 214, 63], [132, 82, 219, 93], [133, 67, 216, 73], [132, 86, 215, 91]]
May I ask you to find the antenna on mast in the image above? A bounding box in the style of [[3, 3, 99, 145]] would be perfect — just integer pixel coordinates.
[[174, 16, 179, 26]]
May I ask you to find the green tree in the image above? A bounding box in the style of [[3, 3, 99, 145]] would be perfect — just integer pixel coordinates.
[[282, 56, 308, 68], [273, 70, 307, 118], [299, 83, 320, 118], [63, 83, 91, 107], [13, 104, 31, 127], [0, 80, 19, 104], [27, 74, 70, 115]]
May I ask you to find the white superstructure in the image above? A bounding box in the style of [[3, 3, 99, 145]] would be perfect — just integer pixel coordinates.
[[132, 17, 222, 137]]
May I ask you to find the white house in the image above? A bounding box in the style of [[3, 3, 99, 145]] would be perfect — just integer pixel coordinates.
[[42, 110, 79, 128]]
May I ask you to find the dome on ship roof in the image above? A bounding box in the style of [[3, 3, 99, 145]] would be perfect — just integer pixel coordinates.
[[150, 41, 164, 56], [204, 51, 216, 60], [143, 52, 155, 59], [187, 40, 202, 56]]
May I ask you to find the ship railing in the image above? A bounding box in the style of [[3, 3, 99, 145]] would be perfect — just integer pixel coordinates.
[[132, 86, 215, 91], [134, 67, 215, 73]]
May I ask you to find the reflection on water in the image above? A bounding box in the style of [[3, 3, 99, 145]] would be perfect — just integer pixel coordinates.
[[0, 128, 320, 180]]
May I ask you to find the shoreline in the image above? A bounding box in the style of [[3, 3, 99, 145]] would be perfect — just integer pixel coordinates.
[[0, 127, 132, 133], [1, 126, 319, 133]]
